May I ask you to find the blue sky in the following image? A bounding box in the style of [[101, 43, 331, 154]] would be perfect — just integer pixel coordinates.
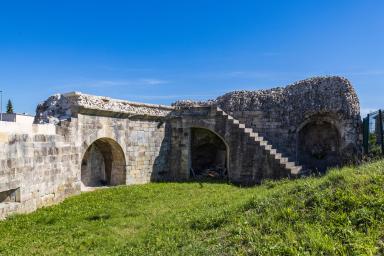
[[0, 1, 383, 116]]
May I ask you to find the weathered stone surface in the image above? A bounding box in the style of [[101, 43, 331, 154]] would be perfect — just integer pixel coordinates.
[[0, 76, 362, 219], [214, 76, 361, 168], [35, 92, 174, 124], [34, 94, 73, 124]]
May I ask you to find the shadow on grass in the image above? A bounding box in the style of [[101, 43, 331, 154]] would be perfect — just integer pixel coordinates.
[[153, 177, 259, 188]]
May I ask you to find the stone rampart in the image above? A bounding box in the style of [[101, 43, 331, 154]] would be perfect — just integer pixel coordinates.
[[1, 94, 173, 219], [0, 76, 362, 219], [215, 77, 361, 167]]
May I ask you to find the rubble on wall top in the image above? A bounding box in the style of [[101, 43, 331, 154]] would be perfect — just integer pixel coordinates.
[[35, 76, 361, 124], [63, 92, 174, 110], [172, 99, 216, 108], [215, 76, 360, 115], [172, 76, 359, 115], [35, 92, 174, 124]]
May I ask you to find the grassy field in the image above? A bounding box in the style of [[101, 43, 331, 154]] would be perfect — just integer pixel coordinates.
[[1, 161, 384, 255]]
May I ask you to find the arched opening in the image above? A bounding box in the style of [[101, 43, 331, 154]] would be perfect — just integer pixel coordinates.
[[298, 120, 341, 173], [190, 127, 228, 179], [81, 138, 126, 189]]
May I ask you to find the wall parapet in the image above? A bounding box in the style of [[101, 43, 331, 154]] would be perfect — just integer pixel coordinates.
[[35, 92, 175, 124]]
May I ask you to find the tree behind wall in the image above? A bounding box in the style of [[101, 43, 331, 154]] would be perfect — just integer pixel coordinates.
[[6, 99, 14, 114]]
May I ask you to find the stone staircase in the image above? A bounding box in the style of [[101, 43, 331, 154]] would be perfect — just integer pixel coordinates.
[[215, 107, 302, 176]]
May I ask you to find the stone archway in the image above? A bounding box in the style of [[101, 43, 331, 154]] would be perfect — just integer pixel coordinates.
[[190, 127, 229, 179], [81, 138, 126, 189], [298, 120, 341, 172]]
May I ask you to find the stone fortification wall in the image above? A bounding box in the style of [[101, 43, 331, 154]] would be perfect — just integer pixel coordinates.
[[173, 76, 361, 169], [1, 76, 362, 218], [214, 76, 361, 165], [166, 106, 296, 185], [39, 92, 174, 184], [1, 93, 173, 219], [76, 114, 171, 185], [215, 76, 359, 126], [0, 121, 79, 219]]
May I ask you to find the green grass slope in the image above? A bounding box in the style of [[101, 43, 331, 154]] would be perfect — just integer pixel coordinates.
[[0, 160, 384, 255]]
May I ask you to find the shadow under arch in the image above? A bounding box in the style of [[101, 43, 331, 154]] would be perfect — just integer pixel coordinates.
[[189, 126, 230, 180], [81, 137, 127, 189], [295, 114, 341, 173]]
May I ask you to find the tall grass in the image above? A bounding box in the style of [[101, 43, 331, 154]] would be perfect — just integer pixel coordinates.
[[0, 160, 383, 255]]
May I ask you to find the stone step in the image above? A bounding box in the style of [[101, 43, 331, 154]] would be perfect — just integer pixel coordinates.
[[215, 106, 302, 176], [274, 152, 282, 159], [249, 132, 259, 138], [284, 161, 296, 168], [290, 166, 302, 175], [244, 128, 252, 134], [216, 107, 224, 113], [258, 140, 267, 146], [255, 136, 264, 141], [269, 149, 277, 155]]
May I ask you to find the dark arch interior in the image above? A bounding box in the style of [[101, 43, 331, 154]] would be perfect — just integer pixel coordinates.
[[81, 138, 126, 189], [190, 128, 228, 179], [298, 120, 341, 173]]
